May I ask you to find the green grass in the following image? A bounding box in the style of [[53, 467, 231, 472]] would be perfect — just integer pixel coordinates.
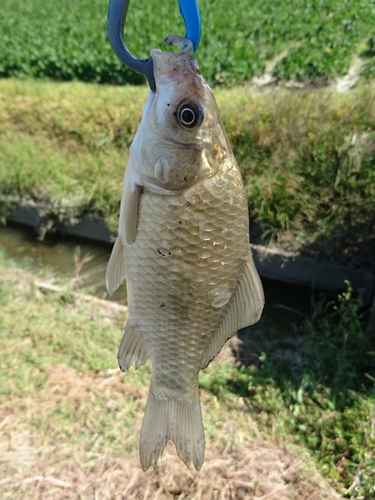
[[0, 251, 145, 458], [0, 275, 119, 400], [0, 80, 146, 229], [1, 0, 375, 85], [1, 79, 375, 258]]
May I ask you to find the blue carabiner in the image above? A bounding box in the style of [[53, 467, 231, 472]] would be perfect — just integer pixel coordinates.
[[107, 0, 201, 92], [179, 0, 201, 52]]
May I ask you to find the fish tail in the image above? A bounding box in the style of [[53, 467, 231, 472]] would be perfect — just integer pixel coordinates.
[[139, 389, 204, 471]]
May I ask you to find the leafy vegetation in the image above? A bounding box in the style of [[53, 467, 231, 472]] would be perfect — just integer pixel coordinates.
[[1, 0, 375, 85], [224, 86, 375, 256], [1, 1, 374, 496]]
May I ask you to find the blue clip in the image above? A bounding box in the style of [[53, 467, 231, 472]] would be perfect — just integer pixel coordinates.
[[107, 0, 201, 92], [178, 0, 201, 52]]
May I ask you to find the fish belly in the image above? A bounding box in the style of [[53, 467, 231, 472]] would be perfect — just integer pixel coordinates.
[[124, 159, 250, 401]]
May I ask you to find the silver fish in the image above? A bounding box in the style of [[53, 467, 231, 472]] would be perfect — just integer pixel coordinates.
[[106, 35, 264, 471]]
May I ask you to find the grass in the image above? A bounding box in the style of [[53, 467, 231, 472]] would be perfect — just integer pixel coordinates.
[[0, 252, 345, 499], [1, 78, 375, 262], [0, 79, 146, 230]]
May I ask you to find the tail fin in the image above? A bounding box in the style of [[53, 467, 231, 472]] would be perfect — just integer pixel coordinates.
[[139, 389, 205, 471]]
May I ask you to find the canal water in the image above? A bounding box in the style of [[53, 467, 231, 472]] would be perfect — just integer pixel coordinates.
[[0, 223, 126, 303]]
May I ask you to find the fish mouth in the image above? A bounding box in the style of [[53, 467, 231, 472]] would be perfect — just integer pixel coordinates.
[[151, 35, 194, 60], [151, 35, 201, 87], [163, 35, 193, 52]]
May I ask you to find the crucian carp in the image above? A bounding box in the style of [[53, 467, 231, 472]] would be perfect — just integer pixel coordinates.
[[106, 35, 264, 471]]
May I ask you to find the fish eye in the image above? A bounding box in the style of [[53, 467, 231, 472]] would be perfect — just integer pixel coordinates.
[[175, 101, 204, 130]]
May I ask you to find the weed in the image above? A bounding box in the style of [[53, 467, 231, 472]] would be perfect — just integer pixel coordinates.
[[0, 259, 341, 499]]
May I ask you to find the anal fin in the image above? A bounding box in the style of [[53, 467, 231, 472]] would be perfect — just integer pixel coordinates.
[[201, 252, 264, 369], [118, 322, 149, 371]]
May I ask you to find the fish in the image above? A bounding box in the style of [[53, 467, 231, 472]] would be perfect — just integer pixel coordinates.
[[106, 35, 264, 472]]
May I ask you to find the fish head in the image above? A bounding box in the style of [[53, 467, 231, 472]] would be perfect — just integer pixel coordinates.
[[133, 36, 229, 192]]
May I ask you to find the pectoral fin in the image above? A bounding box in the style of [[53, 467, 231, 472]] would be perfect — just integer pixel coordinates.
[[118, 322, 149, 371], [123, 183, 141, 245], [106, 183, 141, 296], [105, 236, 127, 296], [201, 252, 264, 369]]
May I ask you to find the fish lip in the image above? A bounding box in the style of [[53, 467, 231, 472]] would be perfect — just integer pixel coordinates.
[[163, 35, 193, 53], [151, 36, 194, 59]]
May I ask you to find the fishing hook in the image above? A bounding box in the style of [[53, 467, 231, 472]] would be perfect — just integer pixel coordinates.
[[107, 0, 201, 92]]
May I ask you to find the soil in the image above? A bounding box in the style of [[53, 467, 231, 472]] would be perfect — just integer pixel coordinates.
[[5, 194, 375, 276]]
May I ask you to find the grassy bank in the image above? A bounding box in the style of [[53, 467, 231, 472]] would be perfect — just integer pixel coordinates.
[[1, 79, 375, 264], [0, 253, 373, 498]]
